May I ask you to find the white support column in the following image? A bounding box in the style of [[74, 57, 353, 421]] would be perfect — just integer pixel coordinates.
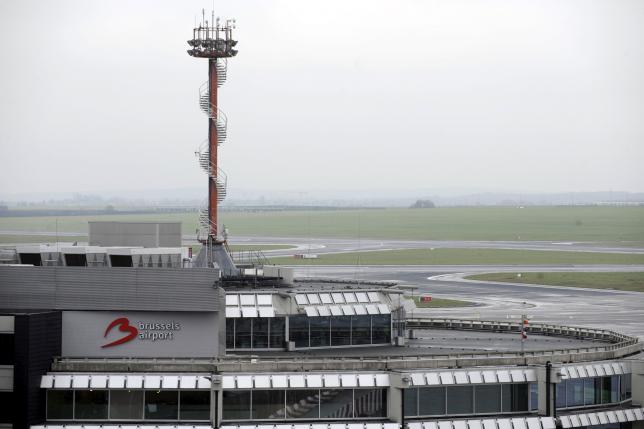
[[389, 372, 411, 425], [536, 363, 563, 416], [631, 359, 644, 407]]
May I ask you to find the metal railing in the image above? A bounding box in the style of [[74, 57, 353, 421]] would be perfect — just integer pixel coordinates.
[[51, 317, 640, 373]]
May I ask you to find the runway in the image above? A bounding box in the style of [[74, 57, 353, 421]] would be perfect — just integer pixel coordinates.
[[3, 231, 642, 339], [3, 231, 642, 254], [291, 265, 644, 339], [230, 236, 644, 256]]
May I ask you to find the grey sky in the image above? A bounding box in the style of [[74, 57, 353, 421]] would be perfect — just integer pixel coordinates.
[[1, 0, 643, 199]]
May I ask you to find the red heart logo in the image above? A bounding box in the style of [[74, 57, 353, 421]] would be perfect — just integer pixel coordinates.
[[102, 317, 138, 348]]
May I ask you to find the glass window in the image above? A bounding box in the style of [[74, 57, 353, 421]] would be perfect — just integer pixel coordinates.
[[419, 386, 445, 416], [583, 378, 598, 405], [600, 376, 611, 404], [566, 379, 584, 407], [0, 392, 14, 423], [47, 390, 73, 419], [610, 375, 619, 403], [319, 389, 353, 419], [404, 388, 418, 417], [447, 386, 473, 415], [600, 376, 619, 404], [371, 314, 391, 344], [529, 382, 538, 411], [351, 316, 371, 345], [475, 385, 501, 414], [501, 384, 528, 412], [145, 390, 178, 419], [235, 318, 252, 349], [555, 382, 566, 408], [0, 334, 14, 365], [270, 317, 285, 348], [290, 316, 309, 348], [226, 318, 235, 349], [621, 374, 632, 401], [222, 390, 251, 420], [354, 388, 387, 417], [514, 383, 528, 412], [331, 316, 351, 346], [309, 316, 330, 348], [180, 391, 210, 420], [253, 318, 269, 348], [75, 390, 108, 419], [286, 389, 319, 419], [252, 390, 285, 419], [110, 390, 144, 419]]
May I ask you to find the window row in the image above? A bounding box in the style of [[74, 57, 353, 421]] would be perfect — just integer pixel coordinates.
[[290, 315, 391, 348], [225, 315, 392, 350], [404, 383, 535, 418], [556, 375, 631, 409], [222, 388, 387, 421], [46, 390, 210, 420], [0, 333, 13, 365], [226, 317, 285, 349]]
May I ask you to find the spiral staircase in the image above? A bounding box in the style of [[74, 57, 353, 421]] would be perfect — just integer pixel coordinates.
[[195, 59, 229, 243]]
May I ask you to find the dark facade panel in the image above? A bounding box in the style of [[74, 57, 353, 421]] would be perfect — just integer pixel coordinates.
[[13, 311, 62, 429], [0, 267, 220, 312]]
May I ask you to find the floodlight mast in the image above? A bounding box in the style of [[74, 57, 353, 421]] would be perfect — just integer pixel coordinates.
[[187, 10, 238, 245]]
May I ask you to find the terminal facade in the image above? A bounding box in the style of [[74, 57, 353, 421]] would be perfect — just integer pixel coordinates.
[[1, 238, 644, 429], [1, 8, 644, 429]]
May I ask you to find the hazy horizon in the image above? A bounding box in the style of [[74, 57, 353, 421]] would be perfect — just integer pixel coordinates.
[[1, 0, 643, 196], [2, 187, 643, 208]]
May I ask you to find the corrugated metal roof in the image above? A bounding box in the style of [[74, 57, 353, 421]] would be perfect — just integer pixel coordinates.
[[0, 266, 220, 312]]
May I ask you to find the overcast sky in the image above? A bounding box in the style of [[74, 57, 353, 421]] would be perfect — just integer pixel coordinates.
[[1, 0, 643, 199]]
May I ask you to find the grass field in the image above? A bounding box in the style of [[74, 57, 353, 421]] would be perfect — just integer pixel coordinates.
[[0, 206, 643, 243], [269, 248, 644, 265], [0, 234, 84, 244], [407, 296, 475, 308], [465, 272, 644, 292], [0, 234, 294, 252]]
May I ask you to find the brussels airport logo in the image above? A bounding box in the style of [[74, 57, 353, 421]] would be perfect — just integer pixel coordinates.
[[102, 317, 181, 348]]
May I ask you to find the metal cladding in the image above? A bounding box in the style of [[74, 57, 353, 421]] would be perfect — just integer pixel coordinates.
[[188, 10, 237, 242], [0, 266, 221, 312]]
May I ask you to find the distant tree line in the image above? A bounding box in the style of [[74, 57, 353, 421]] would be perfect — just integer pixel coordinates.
[[410, 199, 435, 208]]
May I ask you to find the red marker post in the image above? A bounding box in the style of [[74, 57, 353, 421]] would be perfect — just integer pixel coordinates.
[[520, 315, 528, 355]]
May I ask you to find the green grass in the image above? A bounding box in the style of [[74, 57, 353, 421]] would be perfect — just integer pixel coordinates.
[[268, 248, 644, 265], [407, 296, 474, 308], [0, 234, 85, 244], [465, 272, 644, 292], [0, 206, 643, 243]]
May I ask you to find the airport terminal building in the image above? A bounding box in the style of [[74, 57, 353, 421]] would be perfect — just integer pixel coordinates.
[[2, 237, 644, 429], [3, 6, 643, 429]]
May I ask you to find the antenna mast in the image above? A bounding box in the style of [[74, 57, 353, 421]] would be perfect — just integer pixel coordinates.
[[187, 9, 238, 248]]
